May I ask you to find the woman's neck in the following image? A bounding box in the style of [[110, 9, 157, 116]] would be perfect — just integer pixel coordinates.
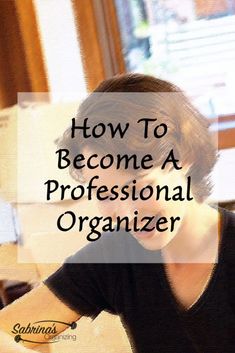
[[161, 202, 220, 263]]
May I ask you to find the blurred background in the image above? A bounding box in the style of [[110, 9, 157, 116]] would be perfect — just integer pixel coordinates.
[[0, 1, 235, 352], [1, 0, 235, 115]]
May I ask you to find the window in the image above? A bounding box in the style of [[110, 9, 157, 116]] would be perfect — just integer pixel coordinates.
[[114, 0, 235, 121]]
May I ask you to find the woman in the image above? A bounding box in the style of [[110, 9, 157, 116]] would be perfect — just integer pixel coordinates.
[[0, 73, 235, 353]]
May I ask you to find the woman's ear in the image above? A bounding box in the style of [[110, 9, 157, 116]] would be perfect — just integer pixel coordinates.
[[161, 162, 174, 173], [163, 161, 191, 175], [181, 162, 192, 176]]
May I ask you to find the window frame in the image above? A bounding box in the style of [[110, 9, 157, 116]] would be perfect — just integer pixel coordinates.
[[72, 0, 125, 92]]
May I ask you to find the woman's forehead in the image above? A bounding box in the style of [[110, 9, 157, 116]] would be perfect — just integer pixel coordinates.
[[82, 162, 167, 188], [82, 163, 135, 186], [80, 146, 186, 190]]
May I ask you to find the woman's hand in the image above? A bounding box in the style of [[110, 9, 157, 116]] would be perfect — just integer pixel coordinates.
[[21, 348, 39, 353], [18, 347, 38, 353]]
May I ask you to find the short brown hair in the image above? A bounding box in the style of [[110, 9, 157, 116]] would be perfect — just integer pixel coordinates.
[[59, 73, 217, 202]]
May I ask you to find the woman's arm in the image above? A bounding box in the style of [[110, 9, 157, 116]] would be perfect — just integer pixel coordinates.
[[0, 282, 81, 351]]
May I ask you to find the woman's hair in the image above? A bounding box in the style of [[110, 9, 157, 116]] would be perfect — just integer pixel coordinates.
[[59, 73, 217, 202]]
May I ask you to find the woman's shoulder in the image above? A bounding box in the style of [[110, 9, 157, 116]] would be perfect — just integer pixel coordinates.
[[220, 207, 235, 237], [220, 207, 235, 264]]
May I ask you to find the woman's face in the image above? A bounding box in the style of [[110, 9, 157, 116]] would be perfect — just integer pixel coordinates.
[[82, 148, 192, 251]]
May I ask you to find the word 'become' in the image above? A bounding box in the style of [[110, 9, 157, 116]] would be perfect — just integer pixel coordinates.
[[56, 148, 179, 171]]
